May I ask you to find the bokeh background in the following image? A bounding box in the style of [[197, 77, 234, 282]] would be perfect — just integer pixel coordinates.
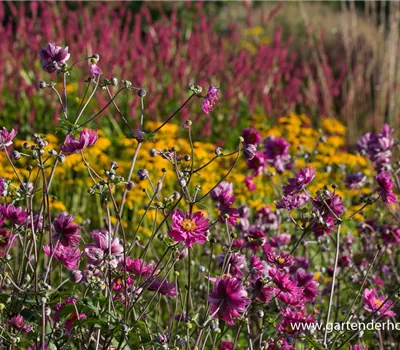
[[0, 0, 396, 227]]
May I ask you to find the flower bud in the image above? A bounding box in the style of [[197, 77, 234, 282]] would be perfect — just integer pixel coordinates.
[[10, 150, 21, 160], [57, 154, 66, 163], [110, 77, 118, 86], [138, 88, 146, 97], [137, 169, 149, 181], [126, 181, 135, 190], [38, 81, 47, 89], [70, 270, 83, 283], [149, 149, 157, 157], [215, 147, 222, 156]]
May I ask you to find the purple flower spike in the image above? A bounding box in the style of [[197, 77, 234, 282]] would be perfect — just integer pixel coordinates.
[[201, 85, 220, 114], [40, 43, 70, 73]]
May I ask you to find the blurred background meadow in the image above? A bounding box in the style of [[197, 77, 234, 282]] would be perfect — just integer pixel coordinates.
[[0, 0, 396, 227]]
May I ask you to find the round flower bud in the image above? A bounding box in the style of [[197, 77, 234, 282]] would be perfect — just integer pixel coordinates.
[[179, 178, 187, 187], [238, 136, 244, 143], [149, 149, 157, 157], [10, 151, 21, 160], [215, 147, 222, 156], [126, 181, 135, 190], [92, 54, 100, 61], [137, 169, 149, 181], [184, 154, 191, 161], [185, 120, 192, 127], [45, 307, 51, 316], [70, 270, 83, 283], [110, 77, 118, 86], [124, 80, 132, 88], [257, 310, 264, 318], [38, 81, 47, 89], [138, 88, 146, 97], [57, 154, 66, 163]]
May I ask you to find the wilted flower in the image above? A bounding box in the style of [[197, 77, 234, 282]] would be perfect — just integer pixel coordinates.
[[40, 43, 70, 73], [168, 210, 209, 248], [375, 171, 397, 204], [201, 85, 220, 114], [206, 276, 250, 325], [0, 127, 16, 148], [52, 213, 81, 247], [61, 129, 98, 155], [89, 56, 102, 76]]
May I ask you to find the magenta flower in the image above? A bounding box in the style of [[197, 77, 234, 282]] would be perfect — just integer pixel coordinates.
[[53, 298, 86, 335], [148, 278, 177, 297], [313, 191, 344, 219], [345, 172, 367, 190], [295, 269, 319, 302], [201, 85, 220, 114], [61, 129, 98, 155], [245, 225, 267, 251], [8, 314, 32, 333], [168, 210, 209, 248], [122, 257, 155, 278], [217, 252, 245, 277], [210, 181, 233, 201], [264, 136, 291, 173], [243, 144, 257, 160], [216, 190, 239, 227], [253, 279, 273, 303], [246, 151, 266, 177], [40, 43, 70, 73], [367, 124, 394, 170], [0, 127, 16, 148], [0, 203, 27, 225], [282, 167, 315, 195], [375, 171, 397, 204], [52, 213, 81, 247], [245, 176, 256, 191], [266, 252, 294, 269], [85, 230, 123, 267], [312, 216, 334, 238], [43, 244, 82, 270], [270, 269, 304, 305], [220, 341, 234, 350], [242, 128, 262, 145], [363, 288, 396, 318], [278, 308, 314, 335], [269, 233, 291, 248], [206, 276, 250, 325], [275, 193, 309, 210], [350, 345, 368, 350], [89, 57, 102, 76], [249, 255, 265, 282]]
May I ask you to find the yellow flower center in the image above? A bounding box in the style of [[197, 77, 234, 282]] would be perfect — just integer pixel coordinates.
[[375, 300, 383, 307], [181, 219, 197, 232], [276, 257, 285, 264]]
